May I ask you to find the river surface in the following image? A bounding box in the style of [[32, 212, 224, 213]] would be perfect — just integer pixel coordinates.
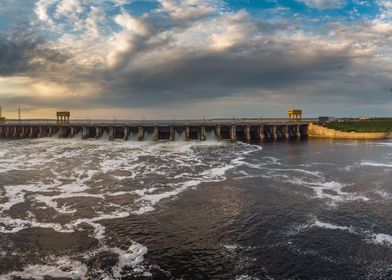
[[1, 137, 392, 279]]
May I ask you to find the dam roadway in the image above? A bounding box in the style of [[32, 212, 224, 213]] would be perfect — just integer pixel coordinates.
[[0, 119, 313, 142]]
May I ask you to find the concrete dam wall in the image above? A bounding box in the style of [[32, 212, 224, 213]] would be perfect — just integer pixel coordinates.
[[0, 121, 309, 142]]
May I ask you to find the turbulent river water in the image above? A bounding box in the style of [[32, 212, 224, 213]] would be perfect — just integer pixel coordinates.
[[1, 137, 392, 279]]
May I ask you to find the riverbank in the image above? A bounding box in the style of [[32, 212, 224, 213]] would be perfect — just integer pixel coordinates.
[[308, 123, 392, 140], [323, 119, 392, 133]]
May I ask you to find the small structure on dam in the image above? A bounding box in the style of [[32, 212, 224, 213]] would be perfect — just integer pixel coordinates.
[[57, 111, 70, 124], [288, 109, 302, 120], [0, 118, 310, 142]]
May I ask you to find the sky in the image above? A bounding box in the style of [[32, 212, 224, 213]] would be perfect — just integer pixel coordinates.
[[0, 0, 391, 119]]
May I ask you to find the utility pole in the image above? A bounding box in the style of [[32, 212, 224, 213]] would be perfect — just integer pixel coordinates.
[[0, 106, 4, 122], [18, 108, 21, 122]]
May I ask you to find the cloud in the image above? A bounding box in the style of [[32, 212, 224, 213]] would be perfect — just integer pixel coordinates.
[[157, 0, 219, 20], [0, 0, 392, 118], [34, 0, 55, 24], [298, 0, 347, 10], [0, 30, 69, 77], [114, 10, 149, 35]]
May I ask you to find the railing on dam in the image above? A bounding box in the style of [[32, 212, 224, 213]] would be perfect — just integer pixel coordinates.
[[0, 118, 317, 126], [0, 118, 313, 142]]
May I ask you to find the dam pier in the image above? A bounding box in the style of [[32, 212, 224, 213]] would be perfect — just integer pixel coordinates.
[[0, 119, 310, 142]]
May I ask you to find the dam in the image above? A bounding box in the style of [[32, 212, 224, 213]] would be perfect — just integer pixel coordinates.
[[0, 119, 311, 142]]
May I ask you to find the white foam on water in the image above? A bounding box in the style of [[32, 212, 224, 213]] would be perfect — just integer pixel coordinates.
[[372, 233, 392, 246], [204, 130, 216, 141], [127, 131, 138, 141], [99, 130, 109, 140], [291, 217, 392, 248], [3, 257, 88, 280], [0, 218, 74, 233], [272, 173, 369, 205], [235, 275, 260, 280], [265, 167, 321, 176], [360, 161, 392, 168], [174, 131, 185, 141], [144, 132, 153, 141], [262, 156, 281, 165], [0, 139, 264, 277], [134, 180, 202, 214], [112, 242, 148, 278], [365, 142, 392, 147], [375, 189, 391, 199], [313, 219, 355, 232], [1, 241, 150, 279]]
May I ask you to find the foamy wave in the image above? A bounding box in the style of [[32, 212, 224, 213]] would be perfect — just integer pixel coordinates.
[[360, 161, 392, 168], [0, 139, 262, 277], [3, 257, 88, 280], [235, 275, 260, 280], [372, 233, 392, 246], [290, 217, 392, 248], [1, 241, 149, 280]]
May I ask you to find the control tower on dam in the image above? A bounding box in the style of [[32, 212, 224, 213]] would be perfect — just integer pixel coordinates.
[[0, 119, 311, 142]]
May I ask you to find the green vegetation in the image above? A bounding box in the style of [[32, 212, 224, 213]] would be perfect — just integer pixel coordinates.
[[322, 119, 392, 133]]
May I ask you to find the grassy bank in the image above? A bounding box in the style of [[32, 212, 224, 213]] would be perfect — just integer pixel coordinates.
[[322, 120, 392, 133]]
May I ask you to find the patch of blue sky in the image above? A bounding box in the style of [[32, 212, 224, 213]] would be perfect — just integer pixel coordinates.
[[0, 0, 35, 31], [122, 0, 160, 16], [224, 0, 381, 22]]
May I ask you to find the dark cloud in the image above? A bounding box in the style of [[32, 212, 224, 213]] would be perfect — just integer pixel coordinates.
[[95, 37, 352, 107], [0, 30, 68, 76]]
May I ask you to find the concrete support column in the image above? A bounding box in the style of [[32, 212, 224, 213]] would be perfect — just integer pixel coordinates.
[[296, 125, 301, 138], [38, 126, 44, 138], [284, 125, 289, 139], [29, 126, 34, 138], [185, 126, 190, 141], [272, 126, 277, 140], [48, 127, 53, 137], [13, 127, 18, 138], [95, 127, 102, 138], [215, 125, 221, 141], [138, 126, 144, 141], [123, 127, 129, 141], [169, 126, 175, 141], [245, 125, 251, 142], [58, 127, 64, 138], [259, 126, 265, 141], [82, 127, 89, 139], [230, 125, 237, 142], [153, 126, 159, 141], [6, 127, 11, 138], [108, 127, 114, 141], [301, 125, 308, 137], [200, 126, 206, 141], [23, 127, 29, 138], [68, 127, 73, 138]]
